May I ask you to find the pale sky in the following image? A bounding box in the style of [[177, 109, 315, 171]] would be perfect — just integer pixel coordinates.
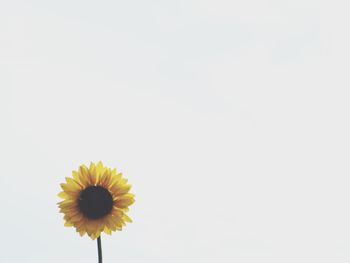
[[1, 1, 350, 262]]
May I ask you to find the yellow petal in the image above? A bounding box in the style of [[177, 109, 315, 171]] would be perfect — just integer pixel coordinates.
[[79, 165, 92, 185], [63, 209, 80, 217], [58, 201, 77, 209], [72, 171, 86, 186], [99, 170, 111, 188], [103, 226, 112, 235], [71, 213, 84, 222], [85, 220, 101, 233], [89, 162, 97, 185], [110, 215, 123, 227], [111, 208, 123, 218], [113, 185, 131, 196], [114, 194, 135, 208], [115, 199, 134, 208], [64, 221, 74, 227], [111, 168, 117, 177], [108, 170, 121, 187], [58, 191, 70, 199], [75, 218, 87, 228], [60, 206, 79, 214], [96, 161, 106, 178], [123, 214, 133, 223], [60, 183, 80, 196], [65, 177, 83, 189]]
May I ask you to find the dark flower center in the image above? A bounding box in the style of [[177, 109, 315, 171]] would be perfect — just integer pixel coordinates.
[[78, 186, 114, 219]]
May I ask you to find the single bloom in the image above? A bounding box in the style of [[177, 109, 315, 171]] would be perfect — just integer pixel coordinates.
[[58, 161, 135, 240]]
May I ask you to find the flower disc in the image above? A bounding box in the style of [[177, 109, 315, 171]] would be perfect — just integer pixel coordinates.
[[78, 186, 114, 219], [58, 162, 135, 240]]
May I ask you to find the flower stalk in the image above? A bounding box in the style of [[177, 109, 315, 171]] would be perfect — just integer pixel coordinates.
[[97, 236, 102, 263]]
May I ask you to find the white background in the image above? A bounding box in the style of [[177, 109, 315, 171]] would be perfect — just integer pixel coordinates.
[[1, 1, 349, 262]]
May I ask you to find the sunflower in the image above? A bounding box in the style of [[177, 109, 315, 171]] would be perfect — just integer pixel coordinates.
[[58, 162, 135, 240]]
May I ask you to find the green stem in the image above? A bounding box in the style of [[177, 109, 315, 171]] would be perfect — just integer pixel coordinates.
[[97, 236, 102, 263]]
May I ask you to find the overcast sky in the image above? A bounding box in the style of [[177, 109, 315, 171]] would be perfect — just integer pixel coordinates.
[[1, 1, 350, 262]]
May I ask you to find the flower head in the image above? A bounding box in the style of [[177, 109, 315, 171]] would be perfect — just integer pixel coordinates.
[[58, 162, 135, 240]]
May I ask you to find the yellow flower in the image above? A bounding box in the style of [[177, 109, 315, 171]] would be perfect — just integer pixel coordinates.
[[58, 162, 135, 240]]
